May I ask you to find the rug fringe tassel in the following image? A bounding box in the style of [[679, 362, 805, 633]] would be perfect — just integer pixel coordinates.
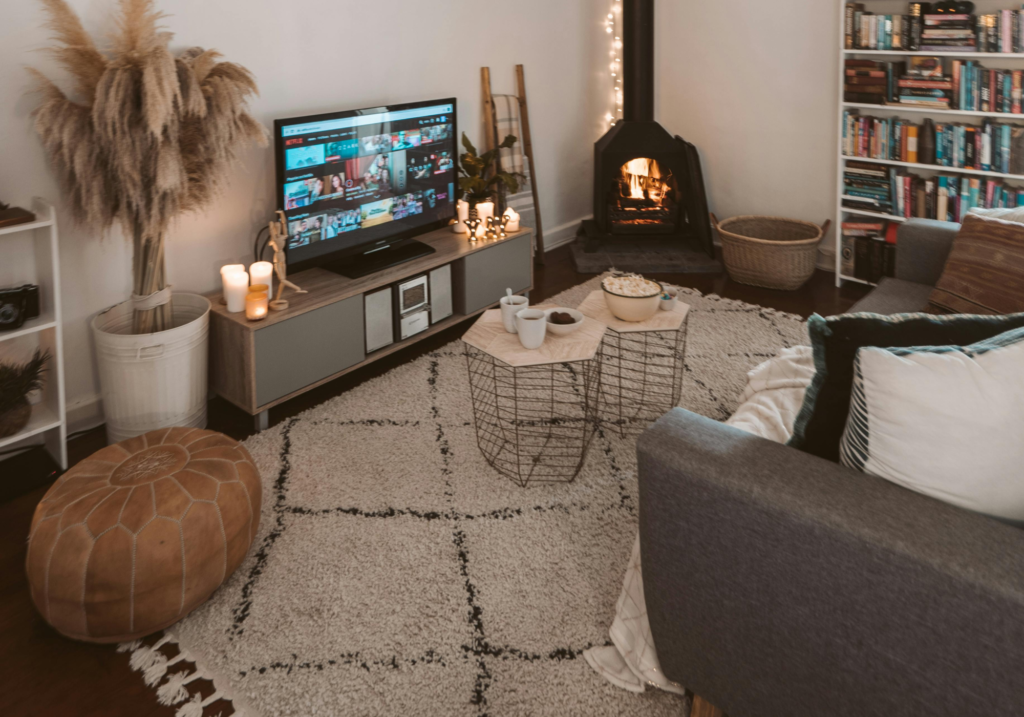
[[120, 636, 246, 715], [176, 689, 228, 717], [128, 634, 174, 673], [116, 639, 141, 653], [156, 669, 205, 706], [143, 649, 188, 687]]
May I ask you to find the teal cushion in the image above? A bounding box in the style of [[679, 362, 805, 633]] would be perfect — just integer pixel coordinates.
[[789, 311, 1024, 462]]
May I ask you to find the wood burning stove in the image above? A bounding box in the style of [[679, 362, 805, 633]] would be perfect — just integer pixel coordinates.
[[579, 0, 713, 258]]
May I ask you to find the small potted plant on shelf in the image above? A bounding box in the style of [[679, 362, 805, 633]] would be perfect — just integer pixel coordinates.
[[458, 133, 521, 228], [0, 350, 48, 439], [29, 0, 267, 442]]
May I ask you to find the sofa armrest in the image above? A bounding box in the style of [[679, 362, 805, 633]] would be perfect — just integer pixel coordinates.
[[637, 408, 1024, 717], [895, 218, 958, 286]]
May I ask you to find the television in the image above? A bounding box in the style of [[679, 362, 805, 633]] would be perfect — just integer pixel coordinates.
[[274, 98, 457, 278]]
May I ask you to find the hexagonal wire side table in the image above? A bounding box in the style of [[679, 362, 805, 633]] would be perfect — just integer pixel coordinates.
[[463, 307, 606, 487], [577, 290, 690, 437]]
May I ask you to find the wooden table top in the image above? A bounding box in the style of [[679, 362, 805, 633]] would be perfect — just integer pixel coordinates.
[[577, 290, 690, 333], [462, 305, 606, 367]]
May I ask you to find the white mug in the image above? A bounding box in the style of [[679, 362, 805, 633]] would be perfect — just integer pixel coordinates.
[[515, 308, 547, 349], [660, 287, 679, 311], [500, 295, 529, 333]]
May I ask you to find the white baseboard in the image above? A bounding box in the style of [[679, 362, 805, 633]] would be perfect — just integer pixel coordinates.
[[542, 216, 591, 252], [66, 394, 105, 435], [816, 245, 837, 272]]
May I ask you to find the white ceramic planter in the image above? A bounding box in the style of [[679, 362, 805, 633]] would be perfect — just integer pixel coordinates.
[[91, 293, 211, 444]]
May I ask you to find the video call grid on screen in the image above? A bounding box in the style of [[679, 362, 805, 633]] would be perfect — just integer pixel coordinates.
[[278, 101, 457, 260]]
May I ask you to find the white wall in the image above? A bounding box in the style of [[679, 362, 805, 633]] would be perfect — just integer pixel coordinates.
[[0, 0, 606, 422], [657, 0, 842, 261]]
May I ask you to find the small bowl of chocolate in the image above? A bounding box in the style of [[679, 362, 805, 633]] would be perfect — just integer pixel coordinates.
[[544, 308, 585, 336]]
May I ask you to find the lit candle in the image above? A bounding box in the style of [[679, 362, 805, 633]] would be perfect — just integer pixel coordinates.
[[220, 264, 245, 305], [452, 200, 470, 234], [245, 292, 269, 321], [249, 261, 274, 297], [504, 207, 521, 233], [224, 270, 249, 313], [466, 218, 482, 242], [474, 202, 494, 239]]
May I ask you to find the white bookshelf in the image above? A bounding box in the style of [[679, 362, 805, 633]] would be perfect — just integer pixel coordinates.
[[844, 49, 1024, 58], [844, 100, 1024, 118], [835, 0, 1024, 287], [0, 198, 67, 469]]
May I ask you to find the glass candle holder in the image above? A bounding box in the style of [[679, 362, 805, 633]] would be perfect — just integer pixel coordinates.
[[245, 292, 269, 321], [248, 284, 269, 297]]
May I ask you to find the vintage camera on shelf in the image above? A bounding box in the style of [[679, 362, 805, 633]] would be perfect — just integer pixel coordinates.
[[0, 284, 41, 331]]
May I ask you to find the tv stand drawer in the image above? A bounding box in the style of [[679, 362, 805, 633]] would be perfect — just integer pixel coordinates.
[[455, 234, 532, 314], [254, 295, 365, 407]]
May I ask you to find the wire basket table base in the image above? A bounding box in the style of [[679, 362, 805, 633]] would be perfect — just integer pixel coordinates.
[[598, 325, 687, 437], [465, 345, 602, 488]]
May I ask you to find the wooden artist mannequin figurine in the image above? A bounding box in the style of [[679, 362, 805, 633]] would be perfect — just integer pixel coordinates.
[[268, 210, 307, 311]]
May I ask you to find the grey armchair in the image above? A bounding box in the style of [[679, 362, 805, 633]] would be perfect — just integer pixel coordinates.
[[847, 218, 958, 314], [637, 219, 1024, 716]]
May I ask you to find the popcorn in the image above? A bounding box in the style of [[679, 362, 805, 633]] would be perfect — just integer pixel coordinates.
[[602, 273, 661, 297]]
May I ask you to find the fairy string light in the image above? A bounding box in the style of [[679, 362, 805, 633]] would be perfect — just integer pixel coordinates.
[[604, 2, 623, 128]]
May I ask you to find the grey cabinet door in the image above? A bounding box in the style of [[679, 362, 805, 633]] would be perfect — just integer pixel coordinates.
[[255, 295, 365, 407], [458, 234, 532, 314]]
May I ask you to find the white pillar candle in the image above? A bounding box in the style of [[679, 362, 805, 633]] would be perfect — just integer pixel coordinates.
[[220, 264, 245, 304], [249, 261, 274, 297], [452, 200, 470, 234], [475, 202, 495, 239], [224, 270, 250, 313], [503, 207, 521, 233]]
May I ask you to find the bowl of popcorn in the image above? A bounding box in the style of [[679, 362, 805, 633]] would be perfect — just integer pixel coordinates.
[[601, 273, 663, 322], [544, 308, 584, 336]]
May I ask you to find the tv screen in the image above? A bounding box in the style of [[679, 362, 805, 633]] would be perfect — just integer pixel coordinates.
[[275, 99, 457, 270]]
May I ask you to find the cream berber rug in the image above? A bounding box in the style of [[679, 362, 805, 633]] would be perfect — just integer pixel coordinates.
[[122, 274, 807, 716]]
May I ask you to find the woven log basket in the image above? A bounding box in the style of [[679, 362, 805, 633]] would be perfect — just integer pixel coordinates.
[[712, 214, 830, 291]]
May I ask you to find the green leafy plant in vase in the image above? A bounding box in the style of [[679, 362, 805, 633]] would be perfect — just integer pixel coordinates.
[[458, 133, 521, 220]]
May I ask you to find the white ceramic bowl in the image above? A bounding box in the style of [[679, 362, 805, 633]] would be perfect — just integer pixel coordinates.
[[544, 308, 584, 336], [601, 281, 662, 322]]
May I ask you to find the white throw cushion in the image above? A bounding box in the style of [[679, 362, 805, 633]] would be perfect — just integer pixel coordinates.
[[969, 206, 1024, 224], [839, 327, 1024, 522]]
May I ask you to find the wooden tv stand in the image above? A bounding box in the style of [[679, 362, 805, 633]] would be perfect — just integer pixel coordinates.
[[206, 227, 534, 430]]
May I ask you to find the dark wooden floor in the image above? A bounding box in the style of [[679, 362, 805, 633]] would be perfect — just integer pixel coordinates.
[[0, 244, 868, 716]]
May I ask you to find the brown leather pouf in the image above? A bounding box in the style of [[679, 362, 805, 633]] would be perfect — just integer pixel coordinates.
[[26, 427, 262, 643]]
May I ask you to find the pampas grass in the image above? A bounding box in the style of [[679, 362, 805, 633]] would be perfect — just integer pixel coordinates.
[[30, 0, 267, 334]]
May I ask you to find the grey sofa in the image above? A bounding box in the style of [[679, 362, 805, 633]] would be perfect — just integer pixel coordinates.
[[637, 219, 1024, 716]]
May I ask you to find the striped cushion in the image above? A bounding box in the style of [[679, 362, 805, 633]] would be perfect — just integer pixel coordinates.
[[839, 327, 1024, 523], [929, 214, 1024, 315]]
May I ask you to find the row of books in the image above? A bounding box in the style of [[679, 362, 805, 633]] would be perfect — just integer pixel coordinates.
[[840, 220, 898, 285], [844, 4, 1024, 53], [844, 57, 1024, 113], [977, 10, 1024, 53], [952, 61, 1024, 112], [843, 160, 1024, 223], [842, 111, 1024, 174]]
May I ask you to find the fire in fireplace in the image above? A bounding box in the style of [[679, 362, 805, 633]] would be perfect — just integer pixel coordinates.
[[609, 158, 680, 233]]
